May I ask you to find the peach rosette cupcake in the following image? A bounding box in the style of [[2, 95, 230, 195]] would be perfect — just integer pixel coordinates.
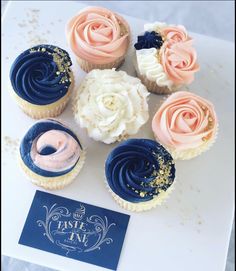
[[133, 22, 199, 94], [66, 6, 130, 72], [152, 91, 218, 160]]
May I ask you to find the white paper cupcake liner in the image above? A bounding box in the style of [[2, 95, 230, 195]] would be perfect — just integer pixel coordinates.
[[104, 177, 177, 212], [157, 125, 219, 160], [19, 150, 86, 190]]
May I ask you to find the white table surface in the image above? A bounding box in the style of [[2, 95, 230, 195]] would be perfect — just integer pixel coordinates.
[[3, 0, 233, 270]]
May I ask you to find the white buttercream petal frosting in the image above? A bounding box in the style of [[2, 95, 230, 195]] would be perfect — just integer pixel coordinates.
[[74, 69, 149, 144], [144, 22, 167, 32], [136, 48, 173, 89]]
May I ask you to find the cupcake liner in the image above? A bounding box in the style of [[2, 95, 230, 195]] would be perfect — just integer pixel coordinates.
[[19, 150, 86, 190], [154, 124, 219, 160], [77, 56, 125, 73], [104, 177, 176, 212], [10, 74, 74, 119], [138, 73, 174, 95]]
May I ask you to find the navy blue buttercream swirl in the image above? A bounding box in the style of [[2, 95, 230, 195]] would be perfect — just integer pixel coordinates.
[[105, 139, 175, 203], [10, 44, 72, 105], [20, 119, 82, 177], [134, 31, 163, 50]]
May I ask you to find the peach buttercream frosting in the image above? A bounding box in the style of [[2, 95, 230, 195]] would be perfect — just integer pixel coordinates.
[[160, 40, 199, 86], [66, 6, 130, 64], [160, 25, 190, 45], [152, 91, 218, 151]]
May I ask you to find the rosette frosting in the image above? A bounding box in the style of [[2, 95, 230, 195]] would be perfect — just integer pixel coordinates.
[[152, 91, 218, 151], [20, 119, 83, 177], [105, 139, 176, 203], [135, 22, 199, 89], [134, 31, 163, 50], [160, 40, 199, 85], [66, 6, 130, 64], [74, 69, 149, 144], [10, 45, 72, 105]]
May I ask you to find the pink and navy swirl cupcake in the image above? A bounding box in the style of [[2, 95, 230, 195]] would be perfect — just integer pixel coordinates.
[[66, 6, 130, 72], [105, 139, 176, 212], [19, 119, 85, 189], [10, 45, 73, 119], [133, 22, 199, 94]]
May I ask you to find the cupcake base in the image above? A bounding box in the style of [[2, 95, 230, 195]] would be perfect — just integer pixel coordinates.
[[18, 150, 86, 190], [10, 74, 74, 119], [77, 56, 125, 73], [154, 125, 218, 160], [136, 71, 179, 95], [106, 182, 175, 212]]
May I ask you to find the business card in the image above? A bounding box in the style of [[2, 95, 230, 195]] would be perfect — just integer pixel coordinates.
[[19, 190, 130, 270]]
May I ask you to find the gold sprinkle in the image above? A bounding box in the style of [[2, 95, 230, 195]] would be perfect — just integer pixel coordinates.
[[208, 117, 213, 122], [140, 192, 145, 198], [202, 137, 207, 142]]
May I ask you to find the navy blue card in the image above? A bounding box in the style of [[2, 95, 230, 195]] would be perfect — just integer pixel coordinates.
[[19, 191, 130, 270]]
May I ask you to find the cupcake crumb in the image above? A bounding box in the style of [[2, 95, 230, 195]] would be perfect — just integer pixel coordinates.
[[18, 23, 27, 28], [3, 136, 19, 155]]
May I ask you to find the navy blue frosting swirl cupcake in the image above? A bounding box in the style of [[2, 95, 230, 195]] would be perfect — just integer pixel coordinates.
[[105, 138, 176, 211], [10, 45, 73, 119], [19, 119, 85, 190]]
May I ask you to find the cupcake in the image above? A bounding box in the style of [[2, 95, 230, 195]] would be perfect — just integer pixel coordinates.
[[19, 119, 85, 190], [152, 91, 218, 160], [73, 69, 149, 144], [10, 45, 73, 119], [105, 139, 176, 212], [66, 6, 130, 72], [133, 22, 199, 94]]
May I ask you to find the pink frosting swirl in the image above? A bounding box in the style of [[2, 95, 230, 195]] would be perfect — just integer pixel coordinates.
[[66, 6, 130, 64], [31, 130, 81, 172], [152, 91, 218, 150], [160, 25, 190, 45], [160, 40, 199, 85]]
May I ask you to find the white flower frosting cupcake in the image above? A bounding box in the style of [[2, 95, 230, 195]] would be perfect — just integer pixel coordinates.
[[134, 22, 199, 94], [73, 69, 149, 144], [152, 91, 218, 160]]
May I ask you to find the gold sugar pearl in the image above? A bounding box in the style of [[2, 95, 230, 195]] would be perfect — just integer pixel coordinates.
[[209, 117, 213, 122], [140, 192, 146, 198], [41, 48, 46, 52], [202, 137, 207, 142], [56, 71, 60, 75], [120, 32, 124, 36]]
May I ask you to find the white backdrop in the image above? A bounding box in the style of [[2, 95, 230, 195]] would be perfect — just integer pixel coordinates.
[[1, 1, 234, 271]]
